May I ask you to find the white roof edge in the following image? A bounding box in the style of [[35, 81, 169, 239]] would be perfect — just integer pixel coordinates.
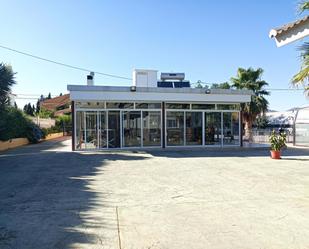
[[133, 69, 158, 72], [67, 84, 253, 96]]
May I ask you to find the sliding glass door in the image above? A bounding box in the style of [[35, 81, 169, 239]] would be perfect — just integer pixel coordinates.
[[186, 112, 203, 145], [108, 111, 121, 148], [205, 112, 222, 146], [166, 111, 184, 146], [85, 112, 98, 149], [143, 111, 161, 146], [123, 111, 142, 147], [99, 111, 107, 149], [223, 112, 240, 145]]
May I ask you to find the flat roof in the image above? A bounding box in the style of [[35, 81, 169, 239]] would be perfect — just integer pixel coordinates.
[[67, 85, 252, 104], [67, 85, 252, 95]]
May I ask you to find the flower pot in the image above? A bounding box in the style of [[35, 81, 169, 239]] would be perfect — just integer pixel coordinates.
[[270, 150, 281, 159]]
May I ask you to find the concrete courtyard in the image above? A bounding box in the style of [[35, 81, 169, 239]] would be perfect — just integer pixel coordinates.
[[0, 137, 309, 249]]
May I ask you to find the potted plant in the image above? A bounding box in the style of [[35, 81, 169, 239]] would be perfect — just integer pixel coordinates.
[[269, 130, 287, 159]]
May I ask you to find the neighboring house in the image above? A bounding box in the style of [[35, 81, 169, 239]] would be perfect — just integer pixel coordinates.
[[40, 94, 71, 116], [67, 69, 252, 151], [269, 15, 309, 47]]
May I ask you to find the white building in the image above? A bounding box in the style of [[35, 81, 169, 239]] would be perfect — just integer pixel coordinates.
[[67, 69, 252, 150]]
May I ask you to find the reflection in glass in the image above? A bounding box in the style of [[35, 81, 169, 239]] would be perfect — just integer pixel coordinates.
[[108, 111, 121, 148], [85, 112, 98, 149], [223, 112, 240, 145], [166, 111, 184, 146], [205, 112, 221, 145], [186, 112, 202, 145], [135, 103, 161, 109], [143, 111, 161, 146], [191, 104, 215, 110], [123, 111, 141, 147]]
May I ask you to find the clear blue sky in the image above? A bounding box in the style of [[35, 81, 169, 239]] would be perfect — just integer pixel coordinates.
[[1, 0, 308, 111]]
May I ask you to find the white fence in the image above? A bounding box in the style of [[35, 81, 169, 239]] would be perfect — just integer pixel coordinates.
[[251, 128, 294, 144]]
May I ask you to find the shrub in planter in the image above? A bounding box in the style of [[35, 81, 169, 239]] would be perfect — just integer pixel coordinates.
[[269, 130, 287, 159]]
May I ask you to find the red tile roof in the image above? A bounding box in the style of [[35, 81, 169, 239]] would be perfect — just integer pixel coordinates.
[[269, 15, 309, 38], [40, 94, 70, 111]]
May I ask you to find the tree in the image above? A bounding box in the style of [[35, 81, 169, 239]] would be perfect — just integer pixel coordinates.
[[0, 63, 16, 108], [47, 92, 51, 99], [23, 103, 35, 116], [36, 99, 41, 114], [292, 1, 309, 94], [292, 42, 309, 93], [231, 67, 270, 141], [59, 93, 62, 96], [210, 82, 231, 89]]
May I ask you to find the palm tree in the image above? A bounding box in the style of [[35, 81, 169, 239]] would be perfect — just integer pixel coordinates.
[[231, 68, 270, 141], [0, 63, 16, 108], [299, 1, 309, 12]]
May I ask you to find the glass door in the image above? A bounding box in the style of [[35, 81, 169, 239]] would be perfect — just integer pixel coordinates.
[[205, 112, 222, 146], [223, 112, 240, 146], [166, 111, 184, 146], [85, 112, 98, 149], [99, 111, 107, 149], [186, 112, 203, 145], [108, 111, 121, 148], [142, 111, 161, 147], [122, 111, 142, 147]]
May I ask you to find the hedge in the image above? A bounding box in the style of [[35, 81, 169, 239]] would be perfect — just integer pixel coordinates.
[[0, 106, 43, 143]]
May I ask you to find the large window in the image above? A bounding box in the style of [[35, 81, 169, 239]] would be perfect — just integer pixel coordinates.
[[143, 111, 161, 146], [186, 112, 203, 145], [223, 112, 240, 145], [166, 111, 184, 146], [205, 112, 221, 146], [122, 111, 142, 147]]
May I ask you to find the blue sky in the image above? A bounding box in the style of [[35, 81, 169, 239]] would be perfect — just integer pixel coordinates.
[[1, 0, 308, 111]]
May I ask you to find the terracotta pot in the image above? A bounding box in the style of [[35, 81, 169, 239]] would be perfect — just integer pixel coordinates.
[[270, 150, 281, 159]]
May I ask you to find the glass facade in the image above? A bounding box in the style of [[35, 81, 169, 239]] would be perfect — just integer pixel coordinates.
[[143, 111, 161, 146], [75, 102, 241, 150], [186, 112, 203, 145], [223, 112, 240, 145], [205, 112, 221, 145], [166, 111, 184, 146], [123, 111, 142, 147]]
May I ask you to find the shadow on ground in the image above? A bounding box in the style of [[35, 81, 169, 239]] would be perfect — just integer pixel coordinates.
[[141, 147, 309, 159], [0, 138, 148, 249]]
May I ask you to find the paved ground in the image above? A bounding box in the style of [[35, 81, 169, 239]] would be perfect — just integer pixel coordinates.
[[0, 138, 309, 249]]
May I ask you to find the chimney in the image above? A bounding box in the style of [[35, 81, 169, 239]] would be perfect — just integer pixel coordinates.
[[87, 72, 94, 86]]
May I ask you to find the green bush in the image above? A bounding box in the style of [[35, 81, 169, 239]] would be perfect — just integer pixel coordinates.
[[269, 130, 287, 151], [37, 108, 54, 118], [0, 106, 43, 143]]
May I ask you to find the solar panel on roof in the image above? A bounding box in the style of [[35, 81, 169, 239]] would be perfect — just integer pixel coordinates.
[[174, 81, 191, 88], [157, 81, 173, 88]]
